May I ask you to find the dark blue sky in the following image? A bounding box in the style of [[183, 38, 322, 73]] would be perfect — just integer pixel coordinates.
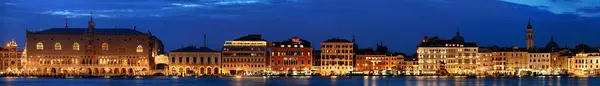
[[1, 0, 600, 54]]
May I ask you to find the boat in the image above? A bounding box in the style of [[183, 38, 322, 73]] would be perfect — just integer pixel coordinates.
[[135, 76, 143, 79], [104, 76, 111, 78]]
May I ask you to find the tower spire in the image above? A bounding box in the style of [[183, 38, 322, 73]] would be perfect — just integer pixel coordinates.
[[88, 11, 96, 33], [65, 17, 69, 28], [203, 34, 207, 47], [526, 18, 534, 50]]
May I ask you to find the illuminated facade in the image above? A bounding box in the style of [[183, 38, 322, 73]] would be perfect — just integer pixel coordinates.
[[221, 34, 268, 75], [401, 56, 419, 75], [269, 37, 313, 75], [527, 52, 552, 75], [417, 33, 479, 75], [354, 45, 403, 75], [24, 18, 164, 76], [167, 46, 221, 76], [319, 38, 354, 75], [569, 52, 600, 76], [0, 40, 24, 74]]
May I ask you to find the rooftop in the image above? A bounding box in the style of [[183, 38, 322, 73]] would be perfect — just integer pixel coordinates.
[[170, 46, 219, 52], [28, 28, 147, 35], [323, 38, 352, 43]]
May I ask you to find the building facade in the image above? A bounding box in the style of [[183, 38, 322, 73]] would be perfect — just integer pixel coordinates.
[[319, 38, 354, 75], [269, 37, 313, 75], [569, 52, 600, 76], [417, 33, 479, 75], [24, 19, 163, 76], [0, 40, 24, 74], [221, 35, 268, 75], [354, 46, 402, 75], [168, 46, 221, 76]]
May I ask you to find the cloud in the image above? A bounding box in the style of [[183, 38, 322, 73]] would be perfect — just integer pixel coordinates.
[[40, 10, 123, 18], [171, 3, 203, 8], [500, 0, 600, 17]]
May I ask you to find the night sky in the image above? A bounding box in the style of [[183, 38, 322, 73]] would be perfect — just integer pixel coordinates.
[[1, 0, 599, 54]]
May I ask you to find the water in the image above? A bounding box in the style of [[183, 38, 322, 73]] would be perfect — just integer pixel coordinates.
[[0, 76, 597, 86]]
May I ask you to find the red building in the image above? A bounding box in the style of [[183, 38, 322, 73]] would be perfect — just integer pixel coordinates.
[[269, 37, 313, 75]]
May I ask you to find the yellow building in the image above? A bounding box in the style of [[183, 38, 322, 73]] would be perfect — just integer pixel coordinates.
[[0, 40, 24, 74], [318, 38, 354, 75], [401, 56, 419, 75], [569, 52, 600, 76], [417, 33, 479, 75], [221, 35, 268, 76], [23, 18, 164, 76], [167, 46, 221, 76], [527, 52, 552, 75]]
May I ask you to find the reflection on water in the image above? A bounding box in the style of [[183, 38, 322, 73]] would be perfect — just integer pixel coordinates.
[[0, 76, 595, 86]]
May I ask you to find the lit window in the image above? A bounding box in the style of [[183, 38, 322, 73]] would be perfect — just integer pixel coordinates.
[[300, 45, 304, 48], [294, 45, 298, 47], [102, 43, 109, 51], [137, 45, 143, 52], [287, 45, 291, 47], [280, 45, 284, 47], [54, 42, 62, 50], [73, 42, 80, 50], [36, 42, 44, 50]]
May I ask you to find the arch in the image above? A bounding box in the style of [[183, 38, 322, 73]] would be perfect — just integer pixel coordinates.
[[200, 68, 205, 74], [121, 68, 126, 75], [178, 68, 184, 73], [213, 68, 219, 74], [101, 43, 109, 51], [36, 42, 44, 50], [94, 68, 99, 75], [157, 63, 168, 70], [54, 42, 62, 50], [73, 42, 80, 50], [114, 68, 120, 74], [87, 68, 92, 75], [136, 45, 143, 52], [51, 68, 57, 74], [207, 68, 212, 75], [128, 68, 134, 74]]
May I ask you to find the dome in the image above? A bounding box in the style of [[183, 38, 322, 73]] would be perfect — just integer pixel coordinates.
[[545, 37, 559, 49], [452, 32, 464, 42]]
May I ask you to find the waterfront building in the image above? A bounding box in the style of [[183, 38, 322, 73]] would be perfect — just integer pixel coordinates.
[[0, 40, 24, 74], [268, 37, 313, 75], [354, 44, 402, 75], [221, 34, 268, 75], [319, 38, 354, 75], [24, 17, 164, 76], [569, 51, 600, 76], [477, 47, 493, 75], [167, 46, 221, 76], [417, 32, 479, 75], [401, 55, 419, 75], [527, 51, 552, 75]]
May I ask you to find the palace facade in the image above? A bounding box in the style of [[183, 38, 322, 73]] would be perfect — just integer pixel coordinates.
[[23, 18, 163, 76], [269, 37, 313, 75], [0, 40, 24, 74], [318, 38, 354, 75], [167, 46, 221, 76], [417, 32, 479, 75]]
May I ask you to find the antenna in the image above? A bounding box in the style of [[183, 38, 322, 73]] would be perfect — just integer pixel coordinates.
[[65, 17, 69, 28], [203, 34, 207, 47]]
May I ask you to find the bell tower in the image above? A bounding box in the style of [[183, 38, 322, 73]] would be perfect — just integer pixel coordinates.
[[526, 19, 534, 50]]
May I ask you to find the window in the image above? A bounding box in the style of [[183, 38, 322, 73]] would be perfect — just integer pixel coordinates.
[[36, 42, 44, 50], [54, 42, 62, 50], [102, 43, 109, 51], [214, 57, 218, 63], [73, 42, 80, 50], [136, 45, 143, 52]]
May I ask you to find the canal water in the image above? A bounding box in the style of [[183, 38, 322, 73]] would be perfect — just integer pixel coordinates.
[[0, 76, 596, 86]]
